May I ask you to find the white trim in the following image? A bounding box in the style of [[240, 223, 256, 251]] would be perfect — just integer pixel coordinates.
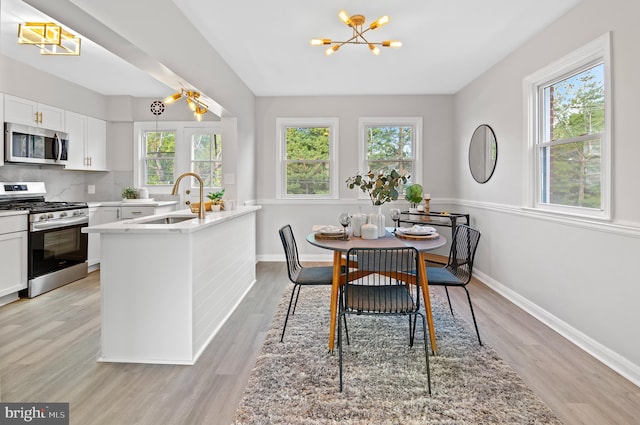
[[474, 269, 640, 388], [523, 32, 612, 220], [275, 117, 339, 200]]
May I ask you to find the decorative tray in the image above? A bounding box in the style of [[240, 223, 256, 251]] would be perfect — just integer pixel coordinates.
[[314, 232, 349, 240]]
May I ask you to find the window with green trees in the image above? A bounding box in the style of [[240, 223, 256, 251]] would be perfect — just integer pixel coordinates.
[[539, 63, 604, 209], [276, 117, 338, 198], [359, 117, 422, 191], [144, 131, 176, 185], [526, 33, 610, 219], [190, 131, 222, 188]]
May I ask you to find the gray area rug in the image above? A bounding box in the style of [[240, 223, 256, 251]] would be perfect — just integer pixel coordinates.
[[233, 286, 562, 424]]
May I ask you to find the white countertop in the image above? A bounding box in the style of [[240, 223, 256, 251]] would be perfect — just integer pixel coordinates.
[[88, 200, 178, 207], [83, 206, 261, 234]]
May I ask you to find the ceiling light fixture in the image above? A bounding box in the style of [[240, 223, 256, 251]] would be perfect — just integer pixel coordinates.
[[163, 89, 209, 121], [310, 10, 401, 56], [18, 22, 81, 56]]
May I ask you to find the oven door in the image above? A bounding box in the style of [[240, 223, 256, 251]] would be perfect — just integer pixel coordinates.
[[29, 221, 88, 279]]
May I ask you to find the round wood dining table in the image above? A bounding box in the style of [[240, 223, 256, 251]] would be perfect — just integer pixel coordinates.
[[307, 228, 446, 353]]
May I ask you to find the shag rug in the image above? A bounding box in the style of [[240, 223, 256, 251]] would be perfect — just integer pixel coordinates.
[[233, 286, 562, 424]]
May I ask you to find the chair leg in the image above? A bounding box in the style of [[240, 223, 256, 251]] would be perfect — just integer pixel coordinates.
[[342, 313, 350, 346], [418, 312, 432, 395], [408, 315, 416, 347], [464, 286, 482, 345], [444, 286, 454, 315], [291, 284, 302, 315], [280, 284, 299, 342], [338, 311, 344, 392]]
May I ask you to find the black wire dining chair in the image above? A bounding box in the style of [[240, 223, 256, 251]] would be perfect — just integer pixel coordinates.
[[338, 247, 431, 394], [426, 224, 483, 345], [278, 225, 348, 343]]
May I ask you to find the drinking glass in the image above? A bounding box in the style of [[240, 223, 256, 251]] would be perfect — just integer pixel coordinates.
[[338, 212, 351, 240], [389, 208, 401, 231]]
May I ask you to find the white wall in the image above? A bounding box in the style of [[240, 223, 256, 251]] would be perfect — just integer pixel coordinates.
[[255, 95, 455, 260], [454, 0, 640, 384]]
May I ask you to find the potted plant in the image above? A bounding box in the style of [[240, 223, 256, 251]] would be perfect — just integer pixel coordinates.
[[346, 170, 408, 238], [345, 170, 408, 206], [122, 186, 137, 200], [207, 188, 225, 211], [405, 183, 423, 212]]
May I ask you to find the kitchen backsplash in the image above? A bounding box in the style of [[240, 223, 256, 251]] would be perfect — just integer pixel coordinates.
[[0, 164, 132, 201]]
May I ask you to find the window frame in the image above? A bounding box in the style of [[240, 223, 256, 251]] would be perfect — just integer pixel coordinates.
[[357, 116, 423, 199], [133, 121, 221, 194], [275, 117, 339, 200], [523, 32, 612, 220]]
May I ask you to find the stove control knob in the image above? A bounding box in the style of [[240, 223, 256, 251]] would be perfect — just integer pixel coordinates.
[[40, 214, 48, 221], [47, 213, 54, 219], [60, 212, 67, 218]]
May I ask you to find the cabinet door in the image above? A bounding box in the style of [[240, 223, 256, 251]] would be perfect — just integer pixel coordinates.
[[4, 95, 39, 127], [0, 93, 4, 165], [87, 207, 100, 267], [100, 207, 121, 223], [64, 111, 87, 170], [121, 206, 156, 219], [87, 117, 107, 170], [0, 230, 28, 297], [38, 103, 65, 132]]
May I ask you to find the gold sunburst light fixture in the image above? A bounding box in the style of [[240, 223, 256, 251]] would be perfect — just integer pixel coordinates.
[[164, 89, 209, 121], [310, 10, 402, 56]]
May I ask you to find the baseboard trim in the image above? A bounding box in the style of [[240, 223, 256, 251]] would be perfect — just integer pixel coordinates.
[[474, 269, 640, 388]]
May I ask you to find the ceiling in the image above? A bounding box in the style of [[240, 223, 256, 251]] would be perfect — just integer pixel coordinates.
[[1, 0, 582, 98]]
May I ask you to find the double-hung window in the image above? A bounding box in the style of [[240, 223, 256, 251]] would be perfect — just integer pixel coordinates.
[[144, 130, 176, 185], [358, 117, 422, 191], [188, 128, 222, 189], [276, 117, 338, 199], [524, 33, 611, 219]]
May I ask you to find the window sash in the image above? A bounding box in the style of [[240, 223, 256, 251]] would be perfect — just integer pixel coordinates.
[[276, 117, 338, 199]]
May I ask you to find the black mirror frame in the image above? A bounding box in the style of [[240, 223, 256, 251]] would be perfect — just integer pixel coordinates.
[[468, 124, 498, 184]]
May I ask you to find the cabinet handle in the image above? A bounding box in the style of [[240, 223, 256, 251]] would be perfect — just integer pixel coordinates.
[[34, 112, 39, 124], [131, 211, 142, 215], [39, 112, 43, 123]]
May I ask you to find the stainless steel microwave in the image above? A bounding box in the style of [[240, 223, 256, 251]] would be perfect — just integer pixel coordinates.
[[4, 122, 69, 165]]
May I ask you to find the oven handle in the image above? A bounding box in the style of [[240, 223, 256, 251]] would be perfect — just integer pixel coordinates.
[[31, 215, 89, 231]]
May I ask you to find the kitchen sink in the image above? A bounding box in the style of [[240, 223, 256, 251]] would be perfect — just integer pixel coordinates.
[[138, 215, 197, 225]]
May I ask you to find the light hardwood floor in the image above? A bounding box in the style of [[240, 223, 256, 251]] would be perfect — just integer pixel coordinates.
[[0, 262, 638, 424]]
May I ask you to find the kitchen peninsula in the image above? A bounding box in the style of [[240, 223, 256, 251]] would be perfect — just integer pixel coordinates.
[[83, 206, 261, 365]]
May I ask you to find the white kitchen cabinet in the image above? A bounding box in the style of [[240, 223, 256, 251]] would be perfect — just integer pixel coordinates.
[[64, 111, 108, 171], [0, 214, 28, 300], [4, 94, 65, 132], [90, 203, 176, 268], [0, 93, 4, 166], [87, 207, 100, 269]]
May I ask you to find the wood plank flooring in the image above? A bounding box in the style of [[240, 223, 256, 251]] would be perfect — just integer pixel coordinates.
[[0, 262, 638, 424]]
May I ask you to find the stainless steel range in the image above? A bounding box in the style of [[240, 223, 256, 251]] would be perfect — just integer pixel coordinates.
[[0, 182, 88, 298]]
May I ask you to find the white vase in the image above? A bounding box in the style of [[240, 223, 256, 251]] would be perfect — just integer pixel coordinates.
[[351, 213, 367, 237], [368, 206, 386, 237]]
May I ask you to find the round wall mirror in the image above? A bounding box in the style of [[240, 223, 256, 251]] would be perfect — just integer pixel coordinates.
[[468, 124, 498, 183]]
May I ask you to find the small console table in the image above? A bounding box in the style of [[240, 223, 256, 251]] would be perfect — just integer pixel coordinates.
[[397, 211, 469, 264]]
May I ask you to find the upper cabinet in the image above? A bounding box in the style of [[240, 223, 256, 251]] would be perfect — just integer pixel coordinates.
[[0, 93, 4, 166], [65, 111, 108, 171], [4, 94, 65, 132]]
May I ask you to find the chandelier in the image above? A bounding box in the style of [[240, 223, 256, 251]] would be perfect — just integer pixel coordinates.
[[311, 10, 401, 56], [163, 89, 209, 121], [18, 22, 81, 56]]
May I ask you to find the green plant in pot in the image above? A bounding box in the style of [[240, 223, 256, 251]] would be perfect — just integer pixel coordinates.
[[207, 188, 225, 211], [122, 186, 137, 200], [345, 170, 408, 206], [405, 183, 423, 211]]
